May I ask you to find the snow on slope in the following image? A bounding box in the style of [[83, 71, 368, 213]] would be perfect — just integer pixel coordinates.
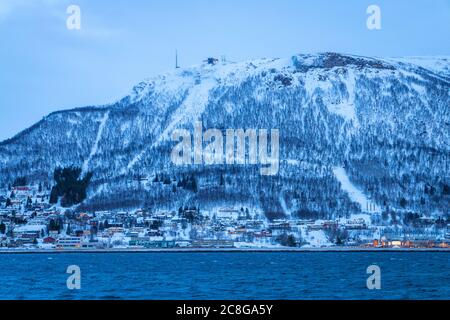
[[302, 230, 332, 248], [326, 68, 358, 124], [123, 57, 294, 173], [154, 77, 217, 146], [388, 56, 450, 78], [333, 166, 381, 213], [81, 111, 109, 175]]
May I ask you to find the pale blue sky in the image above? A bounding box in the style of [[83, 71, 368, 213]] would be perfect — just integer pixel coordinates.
[[0, 0, 449, 141]]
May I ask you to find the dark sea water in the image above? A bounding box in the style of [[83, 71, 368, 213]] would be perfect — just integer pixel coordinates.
[[0, 252, 448, 300]]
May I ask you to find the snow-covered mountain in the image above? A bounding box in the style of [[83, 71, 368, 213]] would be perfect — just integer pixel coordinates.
[[1, 52, 449, 219]]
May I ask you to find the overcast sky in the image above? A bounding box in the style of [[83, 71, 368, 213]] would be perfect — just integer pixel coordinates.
[[0, 0, 449, 141]]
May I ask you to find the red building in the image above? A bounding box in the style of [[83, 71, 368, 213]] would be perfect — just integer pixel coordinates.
[[43, 237, 56, 244]]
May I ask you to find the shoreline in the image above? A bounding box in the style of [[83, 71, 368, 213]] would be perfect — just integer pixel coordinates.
[[1, 247, 449, 254]]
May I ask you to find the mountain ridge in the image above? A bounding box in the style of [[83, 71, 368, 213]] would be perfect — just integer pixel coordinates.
[[3, 52, 448, 145]]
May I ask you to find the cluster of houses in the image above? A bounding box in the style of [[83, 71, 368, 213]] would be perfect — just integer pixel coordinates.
[[0, 185, 449, 250]]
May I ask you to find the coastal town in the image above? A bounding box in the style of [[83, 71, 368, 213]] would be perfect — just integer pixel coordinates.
[[0, 184, 449, 251]]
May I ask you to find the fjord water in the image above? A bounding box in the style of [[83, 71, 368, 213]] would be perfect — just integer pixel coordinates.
[[1, 252, 448, 300]]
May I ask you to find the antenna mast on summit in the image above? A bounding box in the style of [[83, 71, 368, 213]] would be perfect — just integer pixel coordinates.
[[175, 50, 180, 69]]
